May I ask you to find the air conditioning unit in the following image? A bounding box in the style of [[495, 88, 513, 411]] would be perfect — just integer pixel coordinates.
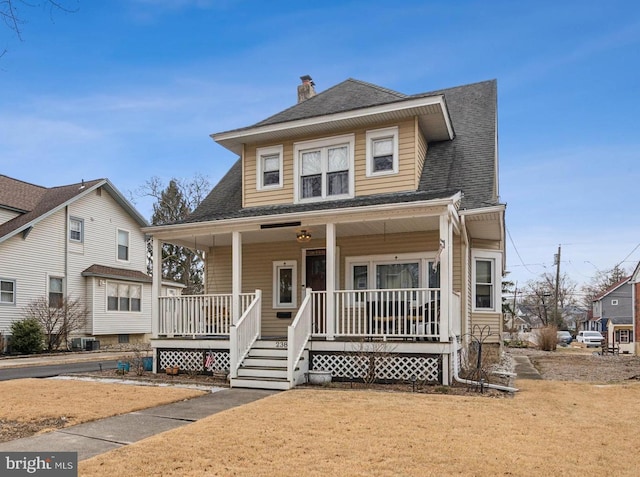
[[71, 338, 84, 350], [72, 337, 98, 351]]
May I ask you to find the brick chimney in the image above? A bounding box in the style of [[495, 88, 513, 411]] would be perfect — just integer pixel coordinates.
[[297, 75, 316, 103]]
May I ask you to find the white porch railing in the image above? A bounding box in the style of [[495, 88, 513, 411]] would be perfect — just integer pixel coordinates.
[[288, 289, 312, 383], [158, 292, 255, 338], [312, 288, 441, 340], [229, 290, 261, 379]]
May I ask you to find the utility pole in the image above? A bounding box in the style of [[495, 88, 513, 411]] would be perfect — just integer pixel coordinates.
[[554, 244, 561, 327]]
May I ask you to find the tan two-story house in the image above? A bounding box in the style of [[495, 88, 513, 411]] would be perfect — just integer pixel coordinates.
[[146, 76, 506, 390]]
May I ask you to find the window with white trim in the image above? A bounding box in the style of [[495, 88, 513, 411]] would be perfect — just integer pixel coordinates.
[[347, 254, 440, 291], [273, 261, 297, 308], [617, 329, 630, 344], [294, 134, 354, 203], [472, 250, 502, 312], [0, 279, 16, 305], [256, 145, 283, 190], [49, 276, 64, 308], [69, 217, 84, 242], [117, 229, 129, 261], [366, 126, 399, 176], [611, 299, 618, 306], [107, 282, 142, 312]]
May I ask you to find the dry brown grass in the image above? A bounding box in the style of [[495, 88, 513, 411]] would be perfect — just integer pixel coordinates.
[[80, 380, 640, 477], [0, 378, 205, 438]]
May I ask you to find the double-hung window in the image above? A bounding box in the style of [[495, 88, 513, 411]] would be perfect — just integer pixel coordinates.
[[117, 229, 129, 261], [294, 134, 354, 203], [256, 145, 283, 190], [0, 279, 16, 305], [49, 277, 64, 308], [69, 217, 84, 242], [107, 282, 142, 312], [472, 250, 502, 312], [366, 127, 399, 176]]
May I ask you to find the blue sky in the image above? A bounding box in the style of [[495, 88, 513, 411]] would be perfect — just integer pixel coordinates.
[[1, 0, 639, 290]]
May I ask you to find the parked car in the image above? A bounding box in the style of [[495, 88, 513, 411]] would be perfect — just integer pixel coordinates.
[[576, 330, 604, 347], [557, 331, 573, 345]]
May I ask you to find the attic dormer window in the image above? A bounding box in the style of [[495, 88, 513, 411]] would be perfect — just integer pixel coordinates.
[[256, 145, 283, 190], [294, 134, 355, 203], [366, 127, 399, 177]]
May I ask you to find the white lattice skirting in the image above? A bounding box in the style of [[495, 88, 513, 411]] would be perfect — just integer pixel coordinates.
[[311, 352, 441, 383], [158, 349, 230, 373]]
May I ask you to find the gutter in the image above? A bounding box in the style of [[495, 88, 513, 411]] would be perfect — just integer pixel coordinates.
[[451, 333, 519, 393]]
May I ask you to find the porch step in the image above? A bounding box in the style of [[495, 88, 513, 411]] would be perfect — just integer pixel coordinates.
[[230, 376, 291, 391], [237, 365, 289, 379]]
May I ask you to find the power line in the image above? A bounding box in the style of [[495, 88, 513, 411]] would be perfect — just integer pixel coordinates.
[[506, 227, 536, 275], [615, 242, 640, 268]]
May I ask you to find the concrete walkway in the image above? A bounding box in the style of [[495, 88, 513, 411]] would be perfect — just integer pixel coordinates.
[[512, 354, 542, 380], [0, 388, 277, 460]]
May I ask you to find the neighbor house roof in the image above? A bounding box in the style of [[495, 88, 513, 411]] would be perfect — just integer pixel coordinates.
[[0, 176, 149, 244], [81, 264, 152, 283], [183, 78, 498, 225], [593, 277, 631, 302]]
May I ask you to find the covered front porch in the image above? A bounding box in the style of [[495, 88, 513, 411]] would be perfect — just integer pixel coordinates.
[[148, 196, 469, 388]]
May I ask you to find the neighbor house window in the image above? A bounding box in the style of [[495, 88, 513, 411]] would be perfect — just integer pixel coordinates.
[[617, 329, 630, 343], [366, 127, 399, 176], [0, 279, 16, 305], [273, 261, 297, 308], [256, 145, 283, 190], [107, 282, 142, 312], [294, 134, 354, 203], [117, 229, 129, 261], [611, 299, 619, 306], [472, 250, 502, 312], [49, 277, 64, 308], [69, 217, 84, 242]]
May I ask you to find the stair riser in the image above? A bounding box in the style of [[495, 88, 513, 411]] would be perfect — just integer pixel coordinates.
[[238, 368, 288, 379], [243, 358, 286, 367], [231, 378, 291, 391], [248, 349, 288, 358]]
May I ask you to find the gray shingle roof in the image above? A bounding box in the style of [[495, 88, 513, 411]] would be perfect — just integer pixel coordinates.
[[81, 264, 152, 283], [0, 175, 47, 212], [185, 78, 498, 224]]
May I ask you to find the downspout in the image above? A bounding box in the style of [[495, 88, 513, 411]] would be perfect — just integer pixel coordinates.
[[451, 332, 519, 393]]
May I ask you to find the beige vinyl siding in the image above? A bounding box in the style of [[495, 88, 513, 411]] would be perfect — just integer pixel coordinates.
[[243, 119, 420, 208], [415, 118, 428, 188], [452, 234, 462, 294], [206, 231, 447, 337], [0, 209, 20, 225], [469, 312, 502, 343], [470, 239, 502, 250], [0, 210, 66, 333]]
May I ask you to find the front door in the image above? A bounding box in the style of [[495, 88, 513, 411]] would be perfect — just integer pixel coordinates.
[[305, 249, 326, 334]]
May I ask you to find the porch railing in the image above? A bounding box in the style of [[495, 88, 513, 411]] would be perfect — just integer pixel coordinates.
[[230, 290, 261, 379], [158, 292, 255, 338], [288, 289, 312, 383], [311, 288, 441, 340]]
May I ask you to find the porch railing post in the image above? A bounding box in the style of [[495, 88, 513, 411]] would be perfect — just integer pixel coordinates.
[[151, 237, 161, 340], [232, 231, 242, 325], [439, 212, 451, 343]]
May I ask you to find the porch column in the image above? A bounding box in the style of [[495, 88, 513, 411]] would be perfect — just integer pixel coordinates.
[[326, 222, 336, 340], [439, 212, 451, 342], [232, 231, 242, 325], [151, 237, 161, 340]]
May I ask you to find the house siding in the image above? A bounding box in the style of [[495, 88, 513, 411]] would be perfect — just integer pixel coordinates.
[[0, 210, 66, 333], [0, 187, 150, 337], [243, 119, 419, 208], [206, 230, 453, 337], [415, 118, 428, 189]]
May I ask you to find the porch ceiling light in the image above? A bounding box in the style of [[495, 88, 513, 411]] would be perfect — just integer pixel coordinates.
[[296, 229, 312, 243]]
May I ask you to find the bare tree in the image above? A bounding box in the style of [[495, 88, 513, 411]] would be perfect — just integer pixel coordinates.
[[1, 0, 78, 57], [580, 264, 629, 309], [22, 296, 88, 351], [520, 272, 577, 328]]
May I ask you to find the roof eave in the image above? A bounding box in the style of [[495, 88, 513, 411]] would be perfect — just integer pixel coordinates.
[[211, 95, 454, 155]]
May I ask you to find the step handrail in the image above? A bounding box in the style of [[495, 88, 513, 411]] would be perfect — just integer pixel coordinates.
[[230, 290, 261, 379], [287, 289, 312, 384]]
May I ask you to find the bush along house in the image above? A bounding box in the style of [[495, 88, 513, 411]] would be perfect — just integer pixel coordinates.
[[144, 76, 506, 390]]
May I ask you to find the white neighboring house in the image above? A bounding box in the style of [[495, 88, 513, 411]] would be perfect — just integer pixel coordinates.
[[0, 175, 163, 350]]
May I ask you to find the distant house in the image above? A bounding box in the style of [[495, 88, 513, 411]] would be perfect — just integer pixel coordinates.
[[631, 263, 640, 355], [145, 76, 506, 389], [589, 276, 633, 354], [0, 175, 161, 350]]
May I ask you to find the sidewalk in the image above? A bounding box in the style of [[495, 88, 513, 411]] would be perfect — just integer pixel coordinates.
[[0, 388, 277, 460], [512, 354, 542, 380], [0, 350, 133, 369]]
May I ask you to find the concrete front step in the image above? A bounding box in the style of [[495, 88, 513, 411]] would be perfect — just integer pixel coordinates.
[[247, 348, 288, 358], [243, 356, 287, 368], [230, 376, 291, 391]]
